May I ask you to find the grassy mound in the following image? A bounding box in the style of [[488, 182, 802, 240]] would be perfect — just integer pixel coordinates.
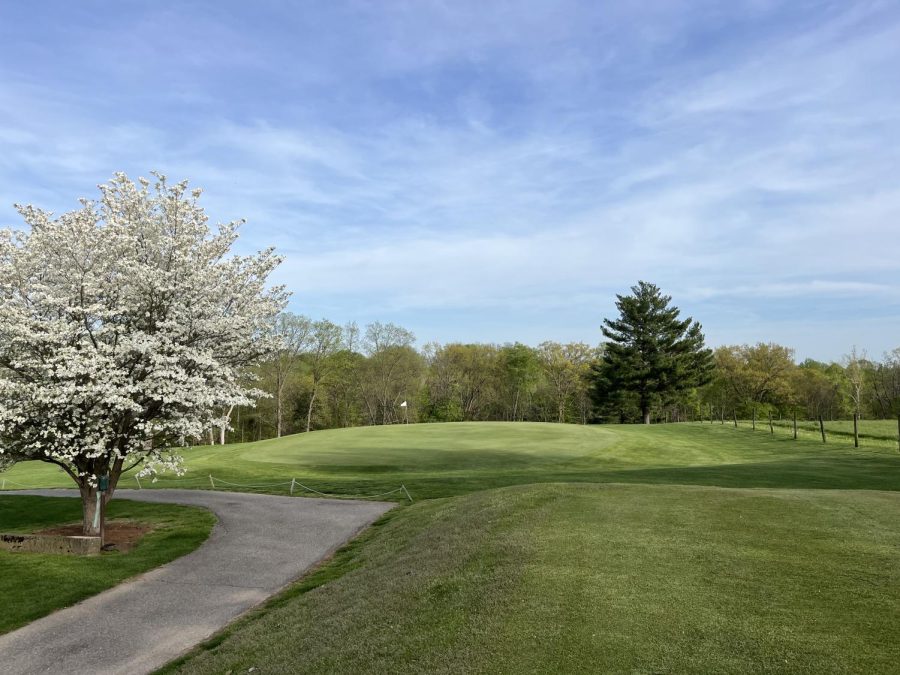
[[4, 422, 900, 498], [0, 496, 216, 634], [163, 483, 900, 674]]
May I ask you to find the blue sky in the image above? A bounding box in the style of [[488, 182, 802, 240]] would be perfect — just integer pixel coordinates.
[[1, 1, 898, 361]]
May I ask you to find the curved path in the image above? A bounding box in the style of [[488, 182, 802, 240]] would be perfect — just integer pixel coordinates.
[[0, 489, 394, 675]]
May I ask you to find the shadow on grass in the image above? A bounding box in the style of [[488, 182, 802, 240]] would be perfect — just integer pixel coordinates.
[[386, 455, 900, 499]]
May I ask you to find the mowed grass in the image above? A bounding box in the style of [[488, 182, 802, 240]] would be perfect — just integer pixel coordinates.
[[766, 417, 900, 448], [5, 422, 900, 673], [4, 422, 900, 499], [0, 496, 215, 634], [163, 483, 900, 674]]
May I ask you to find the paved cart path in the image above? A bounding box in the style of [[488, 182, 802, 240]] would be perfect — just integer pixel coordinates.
[[0, 489, 394, 675]]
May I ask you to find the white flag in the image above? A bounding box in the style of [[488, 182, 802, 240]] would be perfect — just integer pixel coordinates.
[[400, 401, 408, 408]]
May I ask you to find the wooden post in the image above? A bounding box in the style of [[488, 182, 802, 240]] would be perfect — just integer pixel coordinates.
[[819, 415, 826, 444], [733, 410, 738, 428], [752, 408, 756, 431], [853, 413, 859, 448], [768, 411, 774, 435], [793, 410, 798, 440]]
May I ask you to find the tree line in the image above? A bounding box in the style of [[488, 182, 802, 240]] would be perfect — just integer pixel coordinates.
[[222, 308, 900, 443], [224, 317, 603, 442]]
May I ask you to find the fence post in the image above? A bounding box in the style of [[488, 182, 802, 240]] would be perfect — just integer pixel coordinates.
[[290, 478, 296, 495], [793, 410, 797, 440], [752, 408, 756, 431], [209, 474, 215, 488], [818, 416, 826, 444], [853, 413, 859, 448]]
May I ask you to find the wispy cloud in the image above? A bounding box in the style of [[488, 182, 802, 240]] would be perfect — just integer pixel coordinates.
[[0, 0, 898, 360]]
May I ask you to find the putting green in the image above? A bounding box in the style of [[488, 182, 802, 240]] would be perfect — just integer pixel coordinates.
[[4, 422, 899, 498]]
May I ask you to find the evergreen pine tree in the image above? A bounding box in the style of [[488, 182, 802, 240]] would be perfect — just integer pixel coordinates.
[[594, 281, 713, 424]]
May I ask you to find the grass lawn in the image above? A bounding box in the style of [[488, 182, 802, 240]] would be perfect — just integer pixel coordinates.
[[0, 496, 216, 635], [766, 417, 900, 448], [5, 422, 900, 673], [162, 483, 900, 674], [4, 422, 900, 498]]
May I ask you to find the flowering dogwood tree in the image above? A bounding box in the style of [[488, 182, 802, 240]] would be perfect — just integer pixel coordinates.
[[0, 173, 287, 538]]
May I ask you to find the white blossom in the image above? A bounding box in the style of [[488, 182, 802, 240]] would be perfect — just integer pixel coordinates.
[[0, 172, 288, 510]]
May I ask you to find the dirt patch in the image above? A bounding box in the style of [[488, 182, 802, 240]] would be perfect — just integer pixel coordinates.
[[35, 521, 154, 553]]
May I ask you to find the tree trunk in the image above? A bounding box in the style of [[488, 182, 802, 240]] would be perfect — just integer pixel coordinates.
[[276, 388, 283, 438], [80, 482, 111, 542], [220, 405, 234, 445], [306, 385, 318, 433], [75, 457, 128, 543], [80, 482, 102, 538], [643, 409, 651, 425]]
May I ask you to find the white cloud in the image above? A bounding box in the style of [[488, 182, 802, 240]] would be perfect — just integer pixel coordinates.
[[1, 0, 898, 358]]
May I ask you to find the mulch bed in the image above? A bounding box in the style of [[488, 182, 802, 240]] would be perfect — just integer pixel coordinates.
[[35, 521, 154, 552]]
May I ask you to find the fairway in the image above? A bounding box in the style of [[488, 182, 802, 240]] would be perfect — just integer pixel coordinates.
[[5, 422, 900, 673], [4, 422, 900, 498]]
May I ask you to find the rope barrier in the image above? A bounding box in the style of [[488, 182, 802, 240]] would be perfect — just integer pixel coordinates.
[[209, 476, 294, 489], [0, 478, 50, 490], [2, 473, 413, 502]]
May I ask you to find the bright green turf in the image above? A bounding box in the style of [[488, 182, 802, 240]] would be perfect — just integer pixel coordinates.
[[766, 417, 900, 448], [161, 483, 900, 675], [5, 422, 900, 673], [0, 496, 216, 634], [3, 422, 900, 499]]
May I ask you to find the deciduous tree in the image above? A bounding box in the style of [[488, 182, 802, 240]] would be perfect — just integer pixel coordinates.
[[0, 173, 285, 537]]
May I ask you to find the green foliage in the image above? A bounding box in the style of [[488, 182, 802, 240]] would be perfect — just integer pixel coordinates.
[[421, 343, 501, 422], [707, 343, 796, 417], [869, 348, 900, 417], [230, 311, 898, 443], [594, 281, 713, 423]]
